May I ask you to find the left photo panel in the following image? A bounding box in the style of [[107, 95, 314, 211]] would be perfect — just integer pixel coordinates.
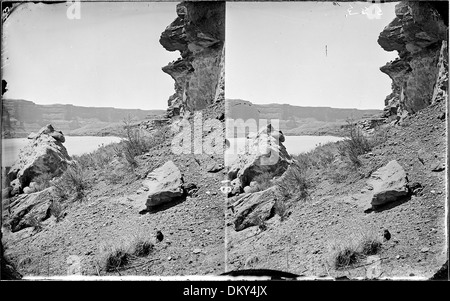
[[1, 1, 226, 278]]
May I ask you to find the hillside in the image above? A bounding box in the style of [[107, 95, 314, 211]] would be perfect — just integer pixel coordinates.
[[1, 99, 166, 138]]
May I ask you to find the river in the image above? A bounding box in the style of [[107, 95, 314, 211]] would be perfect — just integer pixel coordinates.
[[2, 135, 345, 168], [1, 136, 122, 167]]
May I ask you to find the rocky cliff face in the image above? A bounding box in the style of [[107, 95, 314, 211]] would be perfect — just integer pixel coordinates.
[[378, 1, 448, 118], [160, 1, 225, 117]]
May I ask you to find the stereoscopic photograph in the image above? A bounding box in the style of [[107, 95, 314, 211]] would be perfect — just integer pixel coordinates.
[[1, 0, 448, 282]]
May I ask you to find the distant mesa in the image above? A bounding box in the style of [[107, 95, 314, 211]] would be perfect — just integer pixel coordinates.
[[1, 99, 166, 138], [225, 99, 383, 136]]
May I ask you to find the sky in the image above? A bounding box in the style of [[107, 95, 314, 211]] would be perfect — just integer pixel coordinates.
[[2, 1, 400, 112], [225, 1, 399, 110], [2, 1, 179, 110]]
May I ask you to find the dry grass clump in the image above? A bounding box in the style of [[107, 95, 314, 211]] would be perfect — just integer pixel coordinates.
[[99, 235, 154, 272], [49, 199, 64, 222], [33, 173, 53, 192], [337, 124, 371, 167], [130, 235, 154, 257], [273, 198, 289, 221], [53, 164, 90, 202], [276, 163, 309, 201], [251, 172, 274, 192], [330, 232, 382, 270]]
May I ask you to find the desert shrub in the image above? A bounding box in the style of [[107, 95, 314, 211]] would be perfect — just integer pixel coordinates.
[[337, 122, 372, 167], [295, 142, 337, 170], [333, 244, 360, 269], [254, 215, 267, 232], [27, 215, 42, 232], [33, 173, 53, 192], [101, 244, 131, 272], [53, 164, 90, 202], [120, 116, 170, 168], [330, 232, 382, 270], [273, 199, 288, 221], [73, 153, 95, 170], [99, 235, 153, 272], [276, 163, 309, 200], [370, 124, 389, 147], [103, 169, 125, 185], [73, 142, 120, 171], [252, 172, 274, 192], [130, 236, 154, 257], [49, 199, 64, 222], [359, 233, 382, 256], [327, 166, 351, 184]]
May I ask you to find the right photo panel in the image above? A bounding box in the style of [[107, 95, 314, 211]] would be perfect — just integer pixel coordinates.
[[224, 1, 448, 279]]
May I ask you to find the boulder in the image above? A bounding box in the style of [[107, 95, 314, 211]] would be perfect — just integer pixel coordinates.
[[368, 160, 409, 206], [8, 187, 54, 232], [8, 124, 72, 195], [233, 186, 280, 231], [143, 161, 184, 208], [227, 124, 292, 194], [243, 186, 252, 194]]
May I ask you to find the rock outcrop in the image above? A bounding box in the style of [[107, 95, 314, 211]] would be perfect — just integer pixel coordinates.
[[367, 160, 409, 207], [143, 160, 185, 208], [226, 124, 291, 195], [160, 1, 225, 117], [7, 124, 73, 195], [378, 1, 448, 119], [233, 186, 280, 231], [8, 187, 54, 232]]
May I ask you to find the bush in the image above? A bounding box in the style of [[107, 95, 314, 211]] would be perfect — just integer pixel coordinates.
[[120, 116, 170, 168], [252, 172, 274, 192], [27, 215, 42, 232], [53, 164, 90, 202], [102, 245, 131, 272], [273, 199, 288, 221], [99, 235, 154, 272], [338, 123, 372, 167], [359, 233, 382, 256], [295, 142, 337, 170], [49, 199, 64, 222], [33, 173, 53, 192], [255, 215, 267, 232], [73, 143, 117, 170], [333, 244, 360, 269], [276, 163, 309, 200], [130, 236, 154, 257], [330, 232, 382, 270]]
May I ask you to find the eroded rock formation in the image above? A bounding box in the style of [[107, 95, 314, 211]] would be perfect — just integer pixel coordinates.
[[7, 124, 73, 195], [160, 1, 225, 117], [378, 1, 448, 118], [226, 124, 292, 196]]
